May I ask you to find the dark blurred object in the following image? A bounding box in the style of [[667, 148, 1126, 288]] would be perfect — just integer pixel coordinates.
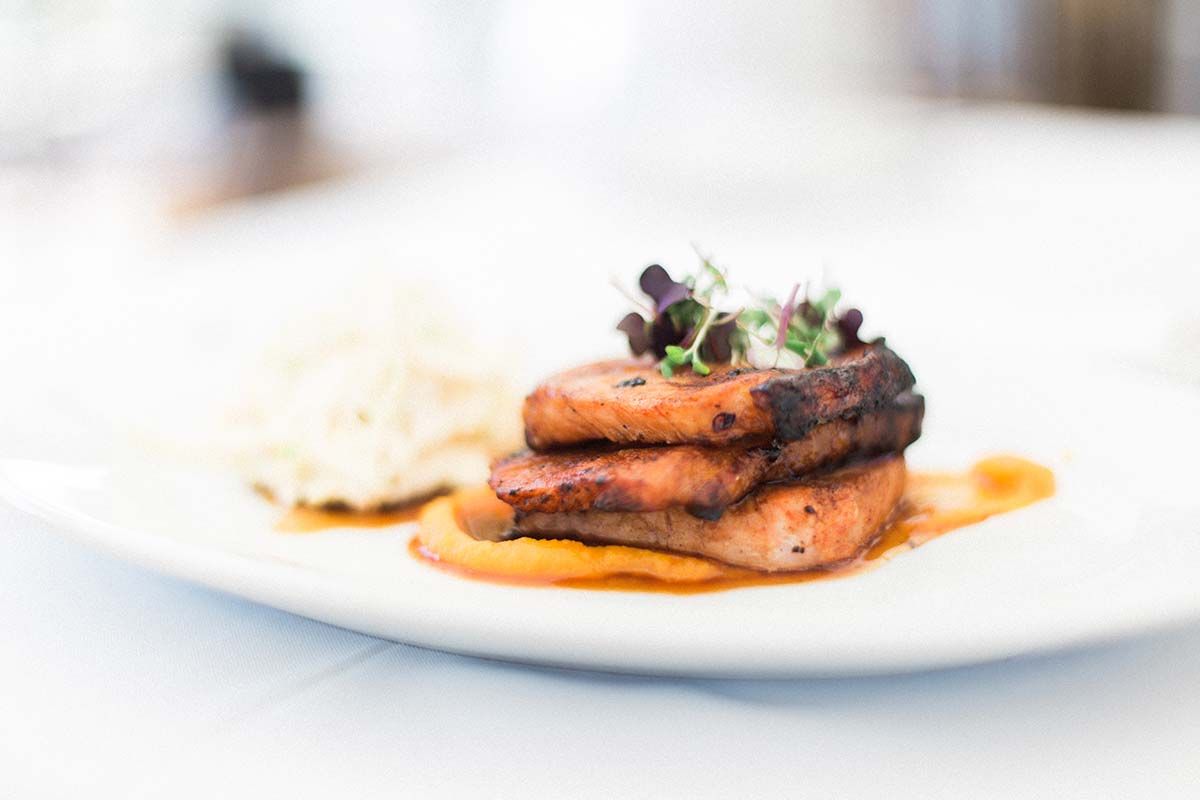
[[917, 0, 1177, 112], [1055, 0, 1161, 110], [224, 33, 307, 113], [173, 31, 351, 216]]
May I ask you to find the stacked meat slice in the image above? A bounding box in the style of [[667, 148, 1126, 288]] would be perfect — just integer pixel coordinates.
[[488, 344, 924, 571]]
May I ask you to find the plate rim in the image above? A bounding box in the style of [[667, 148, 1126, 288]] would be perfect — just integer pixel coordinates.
[[3, 456, 1199, 679]]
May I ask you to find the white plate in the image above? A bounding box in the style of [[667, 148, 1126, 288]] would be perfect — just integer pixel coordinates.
[[3, 357, 1199, 678]]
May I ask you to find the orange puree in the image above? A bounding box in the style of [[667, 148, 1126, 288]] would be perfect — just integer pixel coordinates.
[[275, 503, 424, 532], [410, 456, 1055, 593]]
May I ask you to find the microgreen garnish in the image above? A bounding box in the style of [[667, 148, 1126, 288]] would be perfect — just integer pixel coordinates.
[[640, 265, 691, 313], [615, 256, 867, 377]]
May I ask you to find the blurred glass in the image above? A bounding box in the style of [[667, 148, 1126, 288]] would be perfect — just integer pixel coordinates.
[[915, 0, 1175, 110]]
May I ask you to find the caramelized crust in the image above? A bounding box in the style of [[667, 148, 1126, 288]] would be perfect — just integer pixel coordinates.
[[492, 394, 922, 516], [513, 455, 907, 572], [522, 344, 915, 449]]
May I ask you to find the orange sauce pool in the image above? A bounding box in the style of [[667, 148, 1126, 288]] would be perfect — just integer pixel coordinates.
[[274, 502, 426, 532], [409, 456, 1056, 594]]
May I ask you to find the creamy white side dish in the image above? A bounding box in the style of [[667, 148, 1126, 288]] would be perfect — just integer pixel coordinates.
[[226, 284, 521, 510]]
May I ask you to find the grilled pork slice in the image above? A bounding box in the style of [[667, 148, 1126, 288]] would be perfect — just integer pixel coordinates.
[[514, 455, 906, 572], [523, 343, 916, 449], [493, 394, 922, 517]]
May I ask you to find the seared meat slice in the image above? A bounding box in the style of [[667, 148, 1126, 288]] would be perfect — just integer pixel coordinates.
[[514, 455, 906, 571], [522, 343, 916, 449], [492, 394, 922, 516]]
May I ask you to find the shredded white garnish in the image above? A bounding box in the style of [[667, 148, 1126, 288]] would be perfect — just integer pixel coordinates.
[[225, 283, 521, 510]]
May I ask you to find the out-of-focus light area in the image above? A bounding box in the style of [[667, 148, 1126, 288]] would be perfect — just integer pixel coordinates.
[[2, 0, 1199, 425], [5, 1, 1199, 199]]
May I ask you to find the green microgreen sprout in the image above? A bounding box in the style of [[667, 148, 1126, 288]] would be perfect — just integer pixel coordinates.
[[615, 254, 864, 377]]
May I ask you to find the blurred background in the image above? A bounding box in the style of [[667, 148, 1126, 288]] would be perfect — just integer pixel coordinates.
[[1, 0, 1198, 457], [3, 0, 1199, 211]]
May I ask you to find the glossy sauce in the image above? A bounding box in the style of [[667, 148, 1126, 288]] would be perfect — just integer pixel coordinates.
[[411, 456, 1055, 593], [275, 502, 425, 533]]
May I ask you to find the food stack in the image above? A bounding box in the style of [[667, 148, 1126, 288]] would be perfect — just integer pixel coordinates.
[[489, 341, 923, 572]]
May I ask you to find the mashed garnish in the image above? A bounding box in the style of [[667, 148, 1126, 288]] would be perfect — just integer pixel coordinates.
[[226, 284, 522, 510]]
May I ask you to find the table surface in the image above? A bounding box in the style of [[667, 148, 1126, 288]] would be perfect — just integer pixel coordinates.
[[3, 101, 1199, 798], [4, 502, 1200, 799]]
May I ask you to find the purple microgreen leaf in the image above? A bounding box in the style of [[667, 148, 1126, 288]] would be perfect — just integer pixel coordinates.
[[703, 319, 736, 362], [639, 264, 691, 313], [796, 299, 822, 328], [835, 308, 865, 350], [649, 314, 686, 358], [616, 312, 650, 355]]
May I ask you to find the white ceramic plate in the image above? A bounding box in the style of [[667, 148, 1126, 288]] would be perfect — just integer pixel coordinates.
[[2, 356, 1199, 678]]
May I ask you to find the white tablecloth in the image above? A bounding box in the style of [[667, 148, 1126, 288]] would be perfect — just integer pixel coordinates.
[[4, 505, 1200, 798], [3, 101, 1199, 798]]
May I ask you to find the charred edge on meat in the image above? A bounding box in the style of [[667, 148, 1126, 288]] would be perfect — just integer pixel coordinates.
[[750, 345, 917, 440]]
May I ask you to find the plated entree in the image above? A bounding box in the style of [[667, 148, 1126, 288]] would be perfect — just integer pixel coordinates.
[[237, 260, 1052, 592], [412, 259, 1053, 590]]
